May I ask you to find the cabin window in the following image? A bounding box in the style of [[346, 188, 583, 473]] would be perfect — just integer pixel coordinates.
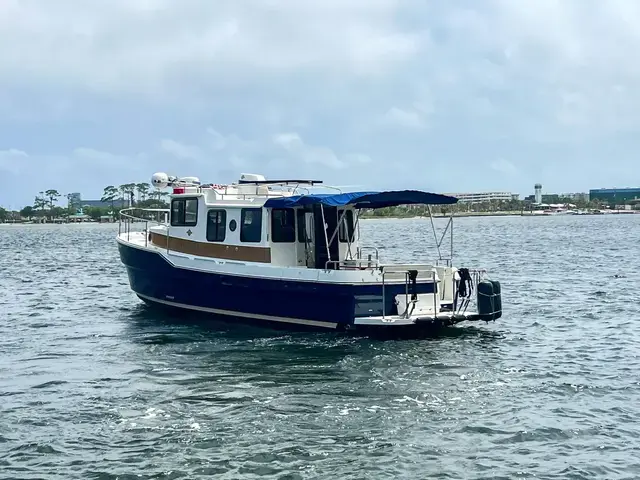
[[338, 209, 355, 243], [240, 208, 262, 242], [171, 197, 198, 227], [271, 208, 296, 243], [297, 209, 306, 243], [206, 209, 226, 242]]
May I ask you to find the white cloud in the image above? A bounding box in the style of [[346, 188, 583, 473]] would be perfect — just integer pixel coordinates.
[[272, 132, 372, 170], [0, 0, 425, 97], [343, 153, 372, 165], [206, 128, 228, 151], [3, 1, 640, 206], [159, 139, 202, 161], [490, 158, 517, 175], [273, 132, 344, 169], [380, 106, 428, 129], [0, 148, 28, 174]]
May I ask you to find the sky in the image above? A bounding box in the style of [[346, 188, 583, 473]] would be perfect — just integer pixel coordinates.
[[1, 0, 640, 209]]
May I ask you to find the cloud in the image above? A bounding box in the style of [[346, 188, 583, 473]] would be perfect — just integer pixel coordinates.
[[160, 139, 202, 161], [2, 1, 640, 206], [0, 0, 425, 98], [379, 106, 428, 129], [0, 149, 28, 174], [272, 133, 371, 170], [490, 158, 517, 175]]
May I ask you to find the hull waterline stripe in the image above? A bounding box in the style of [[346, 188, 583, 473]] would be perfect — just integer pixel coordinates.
[[136, 293, 339, 329]]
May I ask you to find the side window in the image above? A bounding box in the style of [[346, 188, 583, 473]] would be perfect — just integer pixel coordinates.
[[185, 199, 198, 225], [240, 208, 262, 242], [206, 210, 226, 242], [338, 209, 355, 243], [297, 209, 306, 243], [171, 198, 198, 227], [271, 208, 296, 243], [171, 199, 184, 226]]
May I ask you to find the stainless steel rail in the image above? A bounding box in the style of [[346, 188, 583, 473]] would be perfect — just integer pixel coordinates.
[[118, 208, 169, 246], [379, 265, 438, 320]]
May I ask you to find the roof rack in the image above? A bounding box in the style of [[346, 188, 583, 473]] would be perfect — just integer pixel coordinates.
[[237, 179, 323, 186]]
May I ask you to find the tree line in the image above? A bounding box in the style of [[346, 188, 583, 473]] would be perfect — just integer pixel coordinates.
[[0, 183, 169, 223], [361, 196, 613, 218]]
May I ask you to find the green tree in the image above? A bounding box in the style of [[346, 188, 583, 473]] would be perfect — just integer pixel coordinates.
[[83, 206, 110, 221], [20, 206, 35, 218], [136, 183, 150, 202], [118, 183, 136, 207], [0, 207, 7, 222], [101, 186, 119, 210], [124, 183, 137, 206], [45, 189, 60, 209], [34, 194, 48, 215]]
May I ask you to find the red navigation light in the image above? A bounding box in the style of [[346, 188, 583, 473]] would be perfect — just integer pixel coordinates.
[[173, 187, 185, 194]]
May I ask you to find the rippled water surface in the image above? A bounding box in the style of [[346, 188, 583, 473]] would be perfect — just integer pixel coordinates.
[[2, 216, 640, 479]]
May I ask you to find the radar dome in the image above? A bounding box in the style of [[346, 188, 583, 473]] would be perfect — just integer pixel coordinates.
[[151, 172, 169, 189]]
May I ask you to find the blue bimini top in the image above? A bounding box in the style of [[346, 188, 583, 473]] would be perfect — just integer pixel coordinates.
[[263, 190, 458, 209]]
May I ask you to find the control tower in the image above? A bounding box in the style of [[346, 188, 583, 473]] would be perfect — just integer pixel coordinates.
[[534, 184, 542, 204]]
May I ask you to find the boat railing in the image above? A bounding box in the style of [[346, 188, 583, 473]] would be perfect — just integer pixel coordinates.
[[378, 265, 489, 320], [325, 259, 380, 270], [379, 265, 439, 320], [119, 207, 170, 247], [454, 268, 488, 316], [212, 191, 294, 201], [355, 246, 379, 262]]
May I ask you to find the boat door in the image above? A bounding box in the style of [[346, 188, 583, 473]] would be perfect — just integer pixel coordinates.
[[313, 205, 339, 269]]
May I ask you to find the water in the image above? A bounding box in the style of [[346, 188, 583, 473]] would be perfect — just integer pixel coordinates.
[[2, 216, 640, 479]]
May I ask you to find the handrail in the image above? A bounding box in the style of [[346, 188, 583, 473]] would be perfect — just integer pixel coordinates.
[[454, 268, 488, 315], [119, 207, 170, 247], [356, 246, 379, 261], [324, 259, 380, 270], [381, 267, 439, 320], [378, 264, 437, 274]]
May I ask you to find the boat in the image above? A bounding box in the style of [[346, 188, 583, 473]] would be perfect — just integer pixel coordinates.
[[116, 172, 503, 334]]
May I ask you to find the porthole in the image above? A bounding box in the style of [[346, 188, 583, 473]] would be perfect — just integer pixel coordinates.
[[229, 219, 237, 232]]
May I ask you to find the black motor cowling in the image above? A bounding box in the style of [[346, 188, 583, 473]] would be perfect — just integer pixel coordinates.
[[477, 280, 502, 321]]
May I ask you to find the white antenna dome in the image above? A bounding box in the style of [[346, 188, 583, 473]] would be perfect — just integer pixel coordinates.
[[151, 172, 169, 189]]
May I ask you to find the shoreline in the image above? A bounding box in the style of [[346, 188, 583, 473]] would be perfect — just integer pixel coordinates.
[[2, 209, 638, 225], [361, 210, 639, 219]]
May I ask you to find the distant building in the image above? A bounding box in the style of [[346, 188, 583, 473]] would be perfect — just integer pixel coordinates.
[[589, 188, 640, 204], [68, 192, 82, 210], [560, 192, 590, 202], [67, 192, 126, 210], [81, 199, 127, 208], [534, 184, 542, 204], [445, 191, 518, 204]]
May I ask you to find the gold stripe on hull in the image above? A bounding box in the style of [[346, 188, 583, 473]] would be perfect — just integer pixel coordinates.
[[150, 232, 272, 263]]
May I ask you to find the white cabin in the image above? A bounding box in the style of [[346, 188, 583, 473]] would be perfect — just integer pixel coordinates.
[[148, 173, 360, 269]]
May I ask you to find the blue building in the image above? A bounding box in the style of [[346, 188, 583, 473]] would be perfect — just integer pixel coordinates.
[[589, 188, 640, 204]]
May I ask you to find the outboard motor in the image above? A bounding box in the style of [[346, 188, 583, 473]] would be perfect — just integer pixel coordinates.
[[490, 280, 502, 320], [477, 280, 502, 321]]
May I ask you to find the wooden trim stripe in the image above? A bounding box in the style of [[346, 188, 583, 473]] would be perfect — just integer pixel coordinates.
[[150, 232, 271, 263]]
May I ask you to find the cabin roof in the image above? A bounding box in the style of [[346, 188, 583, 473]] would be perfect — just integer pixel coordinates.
[[263, 190, 458, 209]]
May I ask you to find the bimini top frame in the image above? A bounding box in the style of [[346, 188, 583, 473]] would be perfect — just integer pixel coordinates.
[[263, 189, 459, 268]]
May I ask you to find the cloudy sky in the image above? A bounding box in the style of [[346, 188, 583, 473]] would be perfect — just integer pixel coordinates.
[[1, 0, 639, 208]]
